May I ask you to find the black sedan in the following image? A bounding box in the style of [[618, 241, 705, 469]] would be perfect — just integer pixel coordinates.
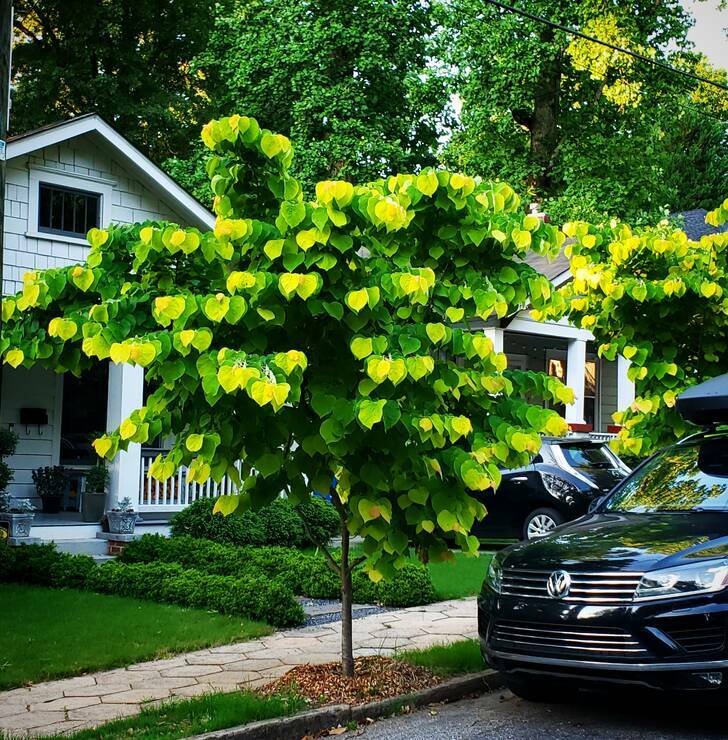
[[479, 430, 728, 699], [473, 437, 630, 541]]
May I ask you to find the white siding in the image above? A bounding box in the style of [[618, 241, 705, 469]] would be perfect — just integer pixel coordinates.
[[1, 133, 196, 504], [2, 136, 187, 296], [599, 357, 618, 432]]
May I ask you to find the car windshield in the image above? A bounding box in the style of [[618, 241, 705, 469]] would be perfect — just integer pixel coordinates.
[[560, 443, 615, 469], [604, 441, 728, 513]]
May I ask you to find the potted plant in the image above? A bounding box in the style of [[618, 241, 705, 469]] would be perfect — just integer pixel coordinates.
[[32, 466, 67, 514], [107, 496, 137, 534], [82, 464, 109, 523], [0, 492, 35, 538]]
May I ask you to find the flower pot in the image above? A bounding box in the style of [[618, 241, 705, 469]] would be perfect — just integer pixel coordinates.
[[107, 511, 137, 535], [0, 512, 34, 538], [82, 491, 106, 523], [41, 495, 63, 514]]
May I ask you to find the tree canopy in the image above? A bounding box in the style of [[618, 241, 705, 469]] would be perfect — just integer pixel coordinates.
[[441, 0, 728, 223], [1, 114, 572, 673], [538, 200, 728, 457], [10, 0, 217, 161]]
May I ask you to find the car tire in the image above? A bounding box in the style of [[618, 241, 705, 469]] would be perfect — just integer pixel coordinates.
[[523, 508, 564, 540], [505, 675, 565, 703]]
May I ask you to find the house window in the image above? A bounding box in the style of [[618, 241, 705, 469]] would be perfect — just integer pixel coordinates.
[[38, 183, 101, 239]]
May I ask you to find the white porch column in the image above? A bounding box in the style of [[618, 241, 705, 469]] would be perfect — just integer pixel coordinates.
[[616, 354, 636, 413], [565, 338, 586, 425], [483, 326, 504, 354], [106, 363, 144, 510]]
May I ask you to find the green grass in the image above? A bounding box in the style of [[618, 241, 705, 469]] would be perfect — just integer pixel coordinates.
[[37, 691, 306, 740], [0, 585, 272, 690], [398, 639, 484, 676], [304, 546, 493, 601], [424, 550, 492, 600]]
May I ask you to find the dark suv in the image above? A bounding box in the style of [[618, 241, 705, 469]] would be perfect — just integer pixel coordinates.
[[473, 437, 630, 540], [479, 417, 728, 698]]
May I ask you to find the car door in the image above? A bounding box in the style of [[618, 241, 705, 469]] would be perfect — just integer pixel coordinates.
[[472, 466, 539, 539]]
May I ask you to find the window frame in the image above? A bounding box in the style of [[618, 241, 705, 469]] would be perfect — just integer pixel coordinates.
[[27, 167, 113, 247]]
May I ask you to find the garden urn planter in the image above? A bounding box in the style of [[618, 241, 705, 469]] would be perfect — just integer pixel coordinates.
[[82, 491, 106, 522], [0, 512, 34, 538], [107, 511, 137, 534]]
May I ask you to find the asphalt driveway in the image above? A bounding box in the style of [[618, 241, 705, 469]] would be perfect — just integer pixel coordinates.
[[358, 687, 727, 739]]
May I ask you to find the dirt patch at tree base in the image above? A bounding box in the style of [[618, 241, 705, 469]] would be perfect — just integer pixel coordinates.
[[261, 656, 439, 706]]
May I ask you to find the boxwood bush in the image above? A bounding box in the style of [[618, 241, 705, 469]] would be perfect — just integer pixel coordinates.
[[169, 497, 339, 548], [121, 535, 436, 607], [0, 543, 303, 627]]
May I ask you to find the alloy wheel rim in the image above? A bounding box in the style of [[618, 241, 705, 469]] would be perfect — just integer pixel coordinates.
[[527, 514, 557, 539]]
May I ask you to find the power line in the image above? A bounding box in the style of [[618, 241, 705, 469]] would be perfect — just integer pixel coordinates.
[[484, 0, 728, 94]]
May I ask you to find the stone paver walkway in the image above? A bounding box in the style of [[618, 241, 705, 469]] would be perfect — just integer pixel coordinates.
[[0, 598, 476, 737]]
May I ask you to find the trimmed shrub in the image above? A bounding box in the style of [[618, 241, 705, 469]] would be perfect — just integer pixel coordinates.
[[120, 535, 436, 608], [49, 552, 97, 590], [169, 497, 339, 548]]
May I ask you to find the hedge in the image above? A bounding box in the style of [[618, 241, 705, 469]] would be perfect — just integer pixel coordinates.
[[120, 535, 436, 607], [169, 496, 339, 548], [0, 544, 303, 627]]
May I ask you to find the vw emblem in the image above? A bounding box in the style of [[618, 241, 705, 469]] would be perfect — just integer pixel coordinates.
[[547, 570, 572, 599]]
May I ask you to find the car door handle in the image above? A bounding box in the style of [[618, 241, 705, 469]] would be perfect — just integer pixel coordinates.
[[511, 476, 528, 482]]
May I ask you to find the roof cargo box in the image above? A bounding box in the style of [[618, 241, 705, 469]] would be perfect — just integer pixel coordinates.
[[677, 374, 728, 425]]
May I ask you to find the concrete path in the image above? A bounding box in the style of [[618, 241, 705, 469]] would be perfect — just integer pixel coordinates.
[[0, 598, 476, 737]]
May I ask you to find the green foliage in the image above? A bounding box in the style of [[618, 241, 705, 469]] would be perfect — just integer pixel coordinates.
[[121, 534, 436, 607], [0, 428, 18, 493], [441, 0, 728, 222], [170, 496, 338, 547], [0, 543, 304, 627], [31, 466, 67, 499], [182, 0, 448, 197], [84, 464, 110, 493], [10, 0, 216, 162], [541, 202, 728, 456], [1, 115, 572, 588], [398, 639, 484, 676]]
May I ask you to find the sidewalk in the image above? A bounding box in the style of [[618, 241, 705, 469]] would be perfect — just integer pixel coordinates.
[[0, 598, 477, 737]]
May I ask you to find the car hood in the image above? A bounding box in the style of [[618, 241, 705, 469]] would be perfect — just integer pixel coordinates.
[[503, 511, 728, 572]]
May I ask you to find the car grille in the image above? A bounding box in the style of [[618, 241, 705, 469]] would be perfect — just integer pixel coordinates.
[[662, 619, 727, 655], [501, 567, 643, 604], [490, 619, 649, 659]]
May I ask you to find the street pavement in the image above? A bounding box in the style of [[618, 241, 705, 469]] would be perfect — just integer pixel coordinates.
[[358, 687, 727, 739]]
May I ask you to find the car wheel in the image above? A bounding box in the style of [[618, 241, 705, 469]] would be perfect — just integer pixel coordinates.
[[505, 675, 565, 703], [523, 508, 564, 540]]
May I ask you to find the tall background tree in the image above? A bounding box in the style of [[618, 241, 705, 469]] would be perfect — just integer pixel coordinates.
[[441, 0, 728, 223], [163, 0, 450, 203], [10, 0, 217, 162]]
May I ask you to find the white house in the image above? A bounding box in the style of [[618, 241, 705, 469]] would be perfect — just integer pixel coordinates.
[[0, 114, 636, 542]]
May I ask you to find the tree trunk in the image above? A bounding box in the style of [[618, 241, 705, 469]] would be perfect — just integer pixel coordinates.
[[336, 497, 355, 678], [529, 31, 562, 192]]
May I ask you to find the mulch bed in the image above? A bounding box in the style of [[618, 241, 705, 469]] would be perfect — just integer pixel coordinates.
[[261, 656, 440, 706]]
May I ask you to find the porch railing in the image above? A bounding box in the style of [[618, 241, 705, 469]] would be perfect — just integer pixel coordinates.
[[137, 448, 239, 511]]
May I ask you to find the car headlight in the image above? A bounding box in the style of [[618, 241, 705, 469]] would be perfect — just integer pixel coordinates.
[[541, 473, 579, 504], [635, 559, 728, 602], [484, 553, 504, 594]]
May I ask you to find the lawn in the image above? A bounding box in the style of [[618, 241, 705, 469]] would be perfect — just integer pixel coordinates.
[[424, 551, 492, 600], [0, 585, 272, 690], [399, 639, 484, 676], [36, 691, 306, 740]]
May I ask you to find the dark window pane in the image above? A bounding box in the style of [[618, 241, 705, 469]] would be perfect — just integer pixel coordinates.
[[38, 183, 101, 238], [60, 363, 109, 466]]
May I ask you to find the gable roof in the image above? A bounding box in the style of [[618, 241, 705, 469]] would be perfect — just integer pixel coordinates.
[[7, 114, 214, 231], [522, 249, 571, 285]]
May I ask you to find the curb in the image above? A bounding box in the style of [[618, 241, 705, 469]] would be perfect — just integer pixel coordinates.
[[194, 669, 504, 740]]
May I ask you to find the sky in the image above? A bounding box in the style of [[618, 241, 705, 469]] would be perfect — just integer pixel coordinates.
[[682, 0, 728, 69]]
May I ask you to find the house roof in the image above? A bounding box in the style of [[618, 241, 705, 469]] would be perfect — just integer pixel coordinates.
[[679, 209, 728, 241], [522, 250, 571, 284], [7, 114, 214, 231]]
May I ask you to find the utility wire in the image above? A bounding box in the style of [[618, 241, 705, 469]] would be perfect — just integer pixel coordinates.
[[484, 0, 728, 94]]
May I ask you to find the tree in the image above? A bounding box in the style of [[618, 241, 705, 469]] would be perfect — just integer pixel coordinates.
[[1, 115, 573, 676], [179, 0, 449, 198], [10, 0, 217, 161], [536, 199, 728, 458], [441, 0, 728, 223]]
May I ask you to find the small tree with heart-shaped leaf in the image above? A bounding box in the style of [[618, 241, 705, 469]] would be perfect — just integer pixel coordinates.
[[1, 115, 573, 676]]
